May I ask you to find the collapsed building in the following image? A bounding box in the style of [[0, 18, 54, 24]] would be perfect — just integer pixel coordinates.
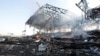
[[0, 0, 100, 56]]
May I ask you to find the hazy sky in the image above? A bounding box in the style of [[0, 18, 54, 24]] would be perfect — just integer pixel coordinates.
[[0, 0, 100, 35]]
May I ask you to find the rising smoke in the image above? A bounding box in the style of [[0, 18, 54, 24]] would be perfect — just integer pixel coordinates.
[[26, 4, 100, 39]]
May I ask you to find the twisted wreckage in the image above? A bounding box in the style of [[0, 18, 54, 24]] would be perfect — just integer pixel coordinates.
[[0, 0, 100, 56]]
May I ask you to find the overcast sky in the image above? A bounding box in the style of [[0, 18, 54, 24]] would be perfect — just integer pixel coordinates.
[[0, 0, 100, 35]]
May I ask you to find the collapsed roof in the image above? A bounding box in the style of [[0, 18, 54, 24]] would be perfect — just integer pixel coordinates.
[[26, 4, 77, 30]]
